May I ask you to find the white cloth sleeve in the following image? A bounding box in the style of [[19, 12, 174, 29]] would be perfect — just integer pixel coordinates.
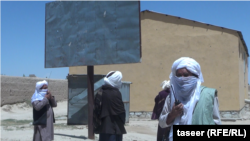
[[159, 95, 173, 128], [213, 96, 221, 125]]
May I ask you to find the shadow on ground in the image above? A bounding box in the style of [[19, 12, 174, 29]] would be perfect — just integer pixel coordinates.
[[54, 133, 88, 139]]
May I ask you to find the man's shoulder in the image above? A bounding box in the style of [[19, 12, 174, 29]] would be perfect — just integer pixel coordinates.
[[200, 85, 218, 96], [200, 85, 217, 90], [159, 90, 170, 97], [158, 90, 165, 96]]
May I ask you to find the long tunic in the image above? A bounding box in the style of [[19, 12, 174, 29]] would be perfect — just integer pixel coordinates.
[[32, 96, 57, 141], [99, 85, 126, 135]]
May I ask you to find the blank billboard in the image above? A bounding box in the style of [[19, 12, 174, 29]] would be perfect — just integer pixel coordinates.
[[45, 1, 141, 68]]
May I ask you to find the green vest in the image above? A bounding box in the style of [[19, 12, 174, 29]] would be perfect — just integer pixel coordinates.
[[192, 85, 217, 125]]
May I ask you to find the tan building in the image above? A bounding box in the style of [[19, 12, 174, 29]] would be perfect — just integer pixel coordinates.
[[69, 10, 249, 113]]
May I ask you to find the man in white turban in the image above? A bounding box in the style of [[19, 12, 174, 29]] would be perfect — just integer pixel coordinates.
[[31, 80, 57, 141], [94, 71, 126, 141], [159, 57, 221, 141], [104, 71, 123, 89]]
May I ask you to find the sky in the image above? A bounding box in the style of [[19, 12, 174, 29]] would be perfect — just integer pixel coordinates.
[[1, 1, 250, 82]]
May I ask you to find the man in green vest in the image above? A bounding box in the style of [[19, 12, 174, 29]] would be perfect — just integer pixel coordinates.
[[159, 57, 221, 141]]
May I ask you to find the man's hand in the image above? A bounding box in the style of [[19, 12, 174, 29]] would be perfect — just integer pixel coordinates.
[[47, 91, 51, 96], [171, 103, 183, 117], [166, 103, 183, 125], [48, 91, 54, 100], [45, 91, 51, 100]]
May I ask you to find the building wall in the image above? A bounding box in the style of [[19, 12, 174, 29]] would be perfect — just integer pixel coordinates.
[[69, 11, 247, 111], [239, 39, 249, 110], [1, 75, 68, 106]]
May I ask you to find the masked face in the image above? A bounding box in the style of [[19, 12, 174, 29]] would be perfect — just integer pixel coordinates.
[[38, 90, 47, 97], [39, 85, 48, 97], [173, 68, 198, 102], [175, 68, 198, 89], [175, 76, 197, 89]]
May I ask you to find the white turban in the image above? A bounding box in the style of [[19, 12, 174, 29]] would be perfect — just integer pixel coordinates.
[[168, 57, 204, 141], [31, 80, 48, 103], [104, 71, 122, 89], [161, 80, 170, 90]]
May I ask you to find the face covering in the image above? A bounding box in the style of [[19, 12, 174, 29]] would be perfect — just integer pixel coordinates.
[[31, 80, 49, 103], [38, 89, 48, 97], [173, 76, 197, 103]]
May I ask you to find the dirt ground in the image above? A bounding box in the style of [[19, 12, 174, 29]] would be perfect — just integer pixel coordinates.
[[1, 101, 250, 141]]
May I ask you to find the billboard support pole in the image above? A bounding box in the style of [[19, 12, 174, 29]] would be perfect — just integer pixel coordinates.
[[87, 66, 94, 139]]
